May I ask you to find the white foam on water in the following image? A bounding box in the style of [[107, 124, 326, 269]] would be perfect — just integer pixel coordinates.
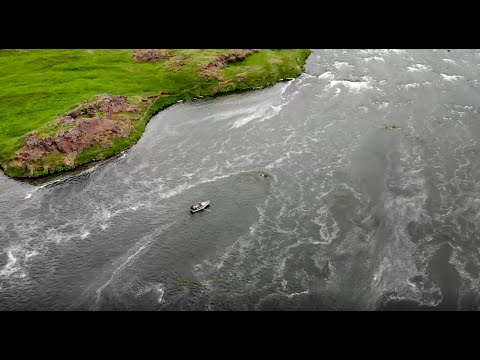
[[441, 73, 463, 81], [45, 227, 78, 245], [136, 282, 165, 303], [232, 152, 257, 162], [265, 150, 302, 170], [401, 83, 420, 89], [0, 249, 19, 278], [206, 106, 259, 123], [95, 202, 146, 229], [0, 245, 31, 280], [157, 287, 165, 303], [406, 277, 418, 290], [377, 102, 389, 110], [231, 102, 284, 129], [327, 80, 374, 93], [450, 251, 480, 289], [373, 257, 391, 286], [279, 79, 295, 97], [364, 56, 385, 62], [318, 71, 335, 80], [158, 182, 194, 199], [340, 183, 363, 201], [281, 131, 296, 145], [200, 154, 211, 164], [313, 206, 340, 245], [25, 250, 38, 260], [194, 191, 279, 279], [305, 237, 327, 245], [297, 82, 312, 90], [259, 103, 289, 124], [407, 64, 430, 72], [80, 231, 90, 239], [83, 163, 100, 174], [157, 172, 238, 200], [286, 290, 309, 298], [358, 50, 376, 56], [90, 223, 173, 310], [23, 163, 101, 199], [101, 208, 113, 221], [334, 62, 352, 70], [443, 58, 457, 64]]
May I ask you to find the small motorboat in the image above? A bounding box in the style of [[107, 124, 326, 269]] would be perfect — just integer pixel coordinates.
[[190, 200, 210, 213]]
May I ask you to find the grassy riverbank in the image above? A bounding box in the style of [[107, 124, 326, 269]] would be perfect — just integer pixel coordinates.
[[0, 49, 311, 177]]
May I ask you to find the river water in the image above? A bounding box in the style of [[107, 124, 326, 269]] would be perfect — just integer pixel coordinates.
[[2, 49, 480, 310]]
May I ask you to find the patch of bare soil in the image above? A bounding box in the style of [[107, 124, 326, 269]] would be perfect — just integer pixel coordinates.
[[199, 49, 260, 79], [133, 49, 172, 63], [174, 54, 189, 67]]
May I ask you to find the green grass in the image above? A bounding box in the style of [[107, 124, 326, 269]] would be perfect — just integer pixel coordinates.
[[0, 49, 311, 177]]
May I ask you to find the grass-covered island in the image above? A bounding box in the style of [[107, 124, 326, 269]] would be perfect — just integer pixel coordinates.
[[0, 49, 311, 178]]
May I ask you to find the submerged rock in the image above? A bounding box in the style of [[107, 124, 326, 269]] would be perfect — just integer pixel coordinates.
[[384, 124, 401, 130]]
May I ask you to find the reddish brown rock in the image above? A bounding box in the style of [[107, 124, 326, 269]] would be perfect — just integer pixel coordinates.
[[59, 116, 76, 125], [11, 94, 142, 174]]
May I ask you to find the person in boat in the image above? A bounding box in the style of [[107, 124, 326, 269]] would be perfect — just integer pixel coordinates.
[[191, 202, 200, 210]]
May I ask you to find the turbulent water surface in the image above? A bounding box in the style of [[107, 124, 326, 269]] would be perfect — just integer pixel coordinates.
[[2, 49, 480, 310]]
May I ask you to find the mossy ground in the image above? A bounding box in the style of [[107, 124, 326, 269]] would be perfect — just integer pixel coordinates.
[[0, 49, 311, 177]]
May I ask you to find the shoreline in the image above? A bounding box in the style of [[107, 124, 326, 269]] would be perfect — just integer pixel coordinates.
[[1, 49, 311, 178], [70, 78, 303, 175]]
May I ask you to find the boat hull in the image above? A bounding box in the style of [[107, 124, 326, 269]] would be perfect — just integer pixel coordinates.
[[190, 201, 210, 213]]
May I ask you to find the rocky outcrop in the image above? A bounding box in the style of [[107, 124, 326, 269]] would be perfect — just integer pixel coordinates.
[[67, 95, 138, 117], [9, 95, 141, 174]]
